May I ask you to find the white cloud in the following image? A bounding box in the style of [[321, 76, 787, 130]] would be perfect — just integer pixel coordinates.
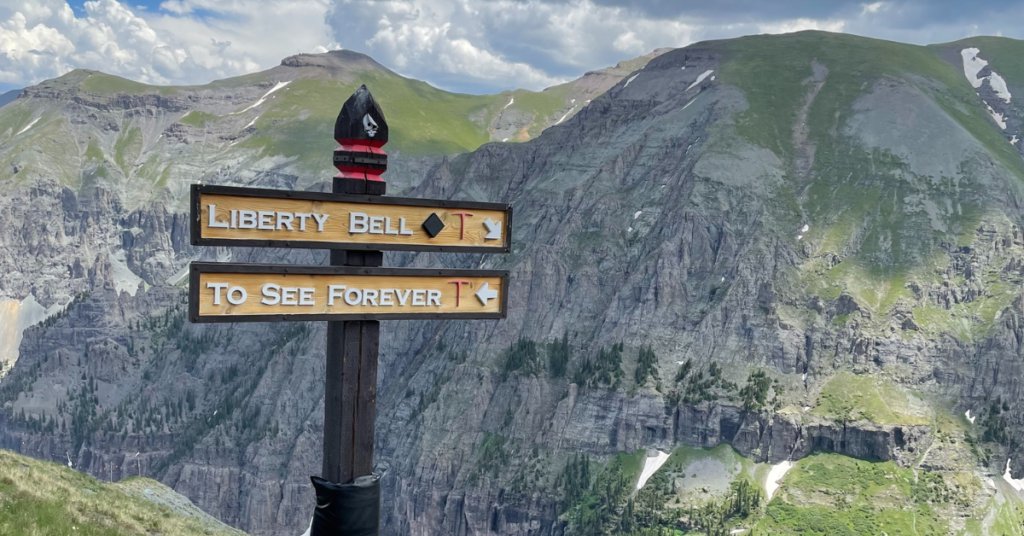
[[0, 0, 855, 93], [327, 0, 699, 91], [0, 11, 76, 84], [8, 0, 1024, 96], [158, 1, 193, 15], [758, 17, 847, 35], [324, 0, 858, 92], [345, 0, 565, 89], [613, 31, 644, 54], [0, 0, 334, 88], [861, 2, 887, 15]]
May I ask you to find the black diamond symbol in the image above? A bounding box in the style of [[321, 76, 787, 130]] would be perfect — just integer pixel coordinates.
[[422, 213, 445, 238]]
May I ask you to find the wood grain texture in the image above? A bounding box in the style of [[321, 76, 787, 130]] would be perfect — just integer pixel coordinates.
[[352, 321, 379, 477], [322, 321, 346, 482], [198, 193, 508, 249], [338, 321, 361, 484], [196, 272, 504, 318]]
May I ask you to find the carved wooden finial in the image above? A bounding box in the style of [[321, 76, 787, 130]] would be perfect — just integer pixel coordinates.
[[333, 85, 387, 186], [334, 84, 388, 146]]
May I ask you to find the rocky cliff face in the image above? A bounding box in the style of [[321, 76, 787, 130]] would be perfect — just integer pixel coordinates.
[[4, 31, 1024, 535]]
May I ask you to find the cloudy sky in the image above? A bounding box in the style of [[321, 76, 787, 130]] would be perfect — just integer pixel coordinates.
[[2, 0, 1023, 95]]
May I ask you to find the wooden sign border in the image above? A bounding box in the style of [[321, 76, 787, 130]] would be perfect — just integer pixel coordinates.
[[190, 184, 513, 253], [188, 262, 510, 323]]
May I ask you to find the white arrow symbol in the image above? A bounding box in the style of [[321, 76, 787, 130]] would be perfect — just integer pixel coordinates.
[[475, 282, 498, 305], [483, 218, 502, 240]]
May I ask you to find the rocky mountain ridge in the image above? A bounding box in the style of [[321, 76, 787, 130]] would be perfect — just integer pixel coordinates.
[[3, 31, 1024, 535]]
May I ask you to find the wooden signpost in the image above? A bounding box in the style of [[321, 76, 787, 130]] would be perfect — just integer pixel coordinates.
[[189, 264, 508, 322], [191, 185, 512, 253], [187, 85, 510, 534]]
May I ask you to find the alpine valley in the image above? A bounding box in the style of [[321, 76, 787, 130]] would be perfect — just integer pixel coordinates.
[[5, 30, 1024, 535]]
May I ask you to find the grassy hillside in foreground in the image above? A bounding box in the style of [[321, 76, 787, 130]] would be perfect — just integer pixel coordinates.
[[0, 449, 245, 536]]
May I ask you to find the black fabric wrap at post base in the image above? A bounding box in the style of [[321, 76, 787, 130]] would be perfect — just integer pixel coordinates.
[[310, 475, 381, 535]]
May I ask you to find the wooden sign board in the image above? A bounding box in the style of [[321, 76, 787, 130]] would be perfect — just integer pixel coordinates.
[[189, 263, 508, 323], [191, 185, 512, 253]]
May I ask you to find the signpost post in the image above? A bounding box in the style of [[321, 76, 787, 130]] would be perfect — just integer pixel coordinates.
[[188, 85, 510, 535]]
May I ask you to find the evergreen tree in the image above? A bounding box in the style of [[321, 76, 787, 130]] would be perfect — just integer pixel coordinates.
[[634, 345, 659, 386], [547, 331, 571, 378]]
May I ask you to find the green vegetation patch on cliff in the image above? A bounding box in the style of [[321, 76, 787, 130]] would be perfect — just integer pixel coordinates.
[[720, 32, 1023, 320], [963, 488, 1024, 536], [0, 103, 35, 141], [756, 453, 951, 535], [912, 281, 1017, 342], [812, 372, 931, 425], [178, 111, 218, 128], [720, 31, 1024, 177], [504, 84, 574, 139], [113, 126, 142, 176], [80, 72, 178, 96]]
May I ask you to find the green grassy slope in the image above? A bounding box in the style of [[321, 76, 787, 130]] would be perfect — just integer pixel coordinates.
[[29, 51, 660, 162], [755, 453, 969, 536], [0, 449, 245, 535], [0, 48, 665, 197], [935, 36, 1024, 88], [239, 72, 497, 160], [714, 32, 1024, 336], [720, 32, 1024, 171]]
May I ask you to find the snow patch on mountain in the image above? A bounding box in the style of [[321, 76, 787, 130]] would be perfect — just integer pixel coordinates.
[[766, 460, 794, 499], [236, 81, 290, 114], [15, 117, 39, 136], [555, 106, 577, 125], [985, 101, 1007, 129], [624, 74, 639, 88], [962, 48, 987, 88], [961, 48, 1012, 103], [687, 70, 714, 91], [636, 450, 670, 490], [1004, 459, 1024, 492], [988, 72, 1012, 103]]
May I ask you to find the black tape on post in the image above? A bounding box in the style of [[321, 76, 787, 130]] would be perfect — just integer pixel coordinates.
[[309, 475, 381, 536]]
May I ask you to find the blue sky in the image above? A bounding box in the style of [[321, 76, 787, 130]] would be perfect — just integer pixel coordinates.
[[3, 0, 1024, 95]]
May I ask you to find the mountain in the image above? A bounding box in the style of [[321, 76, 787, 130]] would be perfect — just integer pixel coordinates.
[[0, 89, 21, 109], [0, 48, 666, 202], [0, 46, 662, 372], [0, 447, 245, 535], [3, 30, 1024, 535]]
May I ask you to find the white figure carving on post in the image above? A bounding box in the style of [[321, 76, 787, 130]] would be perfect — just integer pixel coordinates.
[[363, 114, 378, 137]]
